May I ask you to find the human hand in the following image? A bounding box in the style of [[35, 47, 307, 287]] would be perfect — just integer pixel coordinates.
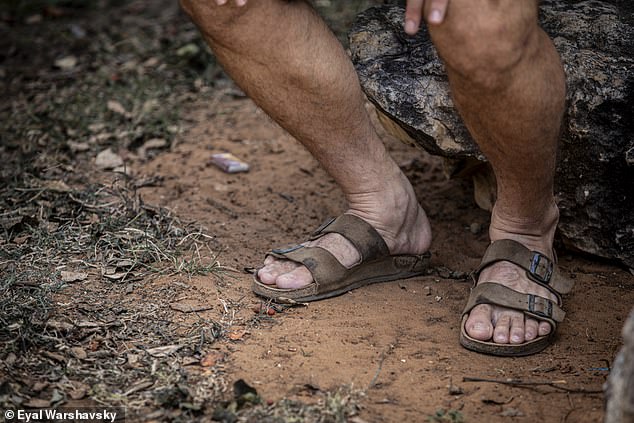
[[404, 0, 450, 35], [215, 0, 247, 6]]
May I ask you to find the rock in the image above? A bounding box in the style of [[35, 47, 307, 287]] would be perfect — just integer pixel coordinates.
[[604, 308, 634, 423], [95, 148, 124, 170], [350, 1, 634, 268]]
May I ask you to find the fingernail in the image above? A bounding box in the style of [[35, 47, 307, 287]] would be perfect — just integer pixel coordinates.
[[404, 19, 418, 35], [428, 9, 443, 24]]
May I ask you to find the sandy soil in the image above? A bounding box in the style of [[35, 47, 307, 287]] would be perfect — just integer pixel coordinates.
[[132, 93, 634, 422]]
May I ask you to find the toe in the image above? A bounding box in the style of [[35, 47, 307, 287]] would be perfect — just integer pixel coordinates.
[[538, 320, 552, 336], [493, 314, 512, 344], [465, 304, 494, 341], [275, 266, 314, 289], [257, 257, 301, 285], [257, 265, 278, 285], [509, 314, 526, 344], [524, 318, 539, 341]]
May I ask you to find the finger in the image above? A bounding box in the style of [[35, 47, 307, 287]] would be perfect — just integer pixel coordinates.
[[404, 0, 424, 35], [425, 0, 449, 25]]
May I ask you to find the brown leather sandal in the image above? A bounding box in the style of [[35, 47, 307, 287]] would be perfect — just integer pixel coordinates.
[[252, 214, 431, 302], [460, 239, 574, 356]]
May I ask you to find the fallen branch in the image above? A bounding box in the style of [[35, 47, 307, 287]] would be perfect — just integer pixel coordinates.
[[463, 377, 603, 394]]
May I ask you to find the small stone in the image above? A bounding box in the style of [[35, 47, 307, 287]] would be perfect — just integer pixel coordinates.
[[95, 148, 124, 170], [424, 286, 432, 296], [60, 271, 88, 282], [54, 55, 78, 70], [470, 222, 482, 235]]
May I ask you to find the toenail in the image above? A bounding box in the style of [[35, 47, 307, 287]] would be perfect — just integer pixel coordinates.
[[472, 322, 488, 332], [495, 334, 507, 343]]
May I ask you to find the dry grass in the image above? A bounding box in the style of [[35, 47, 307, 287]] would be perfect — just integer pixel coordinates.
[[0, 0, 386, 420]]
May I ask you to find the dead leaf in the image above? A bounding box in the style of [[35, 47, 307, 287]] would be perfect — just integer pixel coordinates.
[[46, 320, 74, 332], [500, 408, 524, 417], [5, 352, 16, 366], [200, 351, 224, 367], [54, 55, 77, 70], [74, 321, 100, 328], [88, 123, 106, 133], [32, 382, 49, 392], [67, 141, 90, 153], [70, 347, 87, 360], [13, 234, 30, 244], [176, 43, 200, 57], [25, 14, 43, 24], [137, 138, 168, 159], [146, 345, 183, 357], [61, 271, 88, 283], [182, 357, 199, 366], [114, 259, 135, 269], [41, 180, 71, 192], [123, 380, 154, 396], [228, 329, 248, 341], [43, 351, 65, 363], [1, 215, 23, 230], [102, 272, 127, 280], [169, 303, 213, 313], [68, 383, 88, 400], [87, 339, 100, 351], [107, 100, 130, 118], [24, 398, 51, 408]]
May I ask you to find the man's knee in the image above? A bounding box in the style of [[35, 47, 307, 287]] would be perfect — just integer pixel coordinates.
[[430, 1, 540, 90], [179, 0, 307, 49], [179, 0, 249, 38]]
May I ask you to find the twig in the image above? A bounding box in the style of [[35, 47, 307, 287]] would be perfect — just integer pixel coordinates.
[[463, 377, 603, 394], [368, 352, 387, 389]]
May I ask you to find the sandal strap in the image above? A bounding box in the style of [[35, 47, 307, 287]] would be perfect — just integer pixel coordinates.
[[463, 282, 566, 324], [309, 215, 389, 262], [266, 215, 390, 286], [268, 245, 348, 285], [476, 239, 574, 296]]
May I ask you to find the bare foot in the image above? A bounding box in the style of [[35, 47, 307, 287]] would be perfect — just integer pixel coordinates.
[[256, 173, 432, 289], [464, 202, 560, 344]]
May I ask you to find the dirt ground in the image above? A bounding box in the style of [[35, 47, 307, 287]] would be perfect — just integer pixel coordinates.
[[126, 93, 633, 422], [1, 1, 633, 422]]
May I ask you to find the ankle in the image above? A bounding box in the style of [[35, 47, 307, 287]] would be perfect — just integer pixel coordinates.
[[489, 200, 559, 255], [345, 173, 432, 255]]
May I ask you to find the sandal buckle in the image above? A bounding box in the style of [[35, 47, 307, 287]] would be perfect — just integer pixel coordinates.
[[528, 294, 553, 318], [529, 251, 553, 284]]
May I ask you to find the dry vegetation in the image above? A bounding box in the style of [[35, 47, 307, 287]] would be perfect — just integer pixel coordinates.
[[0, 0, 383, 421]]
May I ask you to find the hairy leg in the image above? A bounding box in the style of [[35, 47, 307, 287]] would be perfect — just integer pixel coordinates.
[[180, 0, 432, 288], [428, 0, 566, 344]]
